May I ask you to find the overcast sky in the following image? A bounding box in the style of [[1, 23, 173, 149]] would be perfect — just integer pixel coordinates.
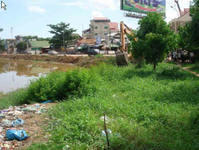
[[0, 0, 191, 39]]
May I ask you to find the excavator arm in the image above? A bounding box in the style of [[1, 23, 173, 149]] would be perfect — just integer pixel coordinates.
[[120, 21, 135, 52]]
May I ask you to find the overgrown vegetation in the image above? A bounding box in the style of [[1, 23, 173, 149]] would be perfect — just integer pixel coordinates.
[[25, 63, 199, 150], [0, 69, 97, 109]]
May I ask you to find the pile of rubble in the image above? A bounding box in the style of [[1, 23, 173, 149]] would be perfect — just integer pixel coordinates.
[[0, 102, 50, 149]]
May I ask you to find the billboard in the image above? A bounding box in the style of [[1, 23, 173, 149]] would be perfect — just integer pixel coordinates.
[[121, 0, 165, 15]]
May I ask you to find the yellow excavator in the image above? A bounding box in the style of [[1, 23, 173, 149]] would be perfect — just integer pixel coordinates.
[[116, 21, 135, 66]]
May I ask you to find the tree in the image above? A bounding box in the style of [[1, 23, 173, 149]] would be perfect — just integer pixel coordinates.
[[0, 28, 3, 32], [48, 22, 76, 49], [190, 0, 199, 56], [16, 42, 27, 53], [178, 24, 192, 50], [131, 13, 176, 70], [0, 40, 5, 52]]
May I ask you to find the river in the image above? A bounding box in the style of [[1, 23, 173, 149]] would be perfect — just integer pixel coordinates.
[[0, 58, 75, 94]]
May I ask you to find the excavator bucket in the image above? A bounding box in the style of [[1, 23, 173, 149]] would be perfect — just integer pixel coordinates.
[[116, 51, 128, 66]]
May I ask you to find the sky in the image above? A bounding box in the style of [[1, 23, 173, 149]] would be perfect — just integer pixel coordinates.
[[0, 0, 191, 39]]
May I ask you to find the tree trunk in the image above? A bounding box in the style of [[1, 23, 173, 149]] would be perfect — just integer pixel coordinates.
[[153, 63, 156, 71]]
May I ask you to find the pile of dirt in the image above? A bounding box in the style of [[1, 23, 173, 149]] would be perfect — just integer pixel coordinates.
[[0, 54, 114, 67]]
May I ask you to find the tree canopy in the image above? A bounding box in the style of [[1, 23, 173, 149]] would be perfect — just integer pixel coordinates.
[[48, 22, 76, 49], [190, 0, 199, 53], [131, 13, 176, 70], [16, 42, 27, 53], [0, 40, 5, 52]]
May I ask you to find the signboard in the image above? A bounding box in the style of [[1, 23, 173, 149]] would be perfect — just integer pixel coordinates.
[[95, 36, 101, 45], [121, 0, 165, 15]]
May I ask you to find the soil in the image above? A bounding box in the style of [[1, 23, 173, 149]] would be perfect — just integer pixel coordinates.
[[0, 54, 114, 67]]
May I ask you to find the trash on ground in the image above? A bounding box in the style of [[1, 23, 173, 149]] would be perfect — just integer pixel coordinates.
[[6, 129, 28, 141], [102, 129, 112, 136], [42, 100, 52, 104], [12, 119, 24, 127], [0, 102, 50, 149]]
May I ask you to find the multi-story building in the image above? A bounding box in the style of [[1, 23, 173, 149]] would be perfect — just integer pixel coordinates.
[[170, 8, 192, 32], [82, 17, 119, 44]]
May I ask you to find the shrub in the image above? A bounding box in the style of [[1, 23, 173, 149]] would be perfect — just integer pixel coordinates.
[[61, 69, 97, 99], [25, 69, 97, 102]]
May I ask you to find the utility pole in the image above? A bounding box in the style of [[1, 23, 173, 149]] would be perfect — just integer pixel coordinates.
[[63, 30, 65, 51]]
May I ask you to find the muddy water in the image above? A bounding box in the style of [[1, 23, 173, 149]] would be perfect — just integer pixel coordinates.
[[0, 58, 75, 93]]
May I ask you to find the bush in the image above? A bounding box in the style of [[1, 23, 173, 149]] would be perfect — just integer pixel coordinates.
[[62, 69, 97, 99], [25, 69, 97, 103]]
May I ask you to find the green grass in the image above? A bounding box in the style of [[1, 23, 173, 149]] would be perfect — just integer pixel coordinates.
[[26, 63, 199, 150]]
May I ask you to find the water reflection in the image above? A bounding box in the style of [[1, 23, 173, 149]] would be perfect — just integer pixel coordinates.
[[0, 58, 75, 93]]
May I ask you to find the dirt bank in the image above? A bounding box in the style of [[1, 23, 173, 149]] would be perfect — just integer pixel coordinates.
[[0, 54, 115, 67]]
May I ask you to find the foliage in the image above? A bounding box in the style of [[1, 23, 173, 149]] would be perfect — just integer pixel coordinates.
[[25, 69, 97, 102], [190, 0, 199, 45], [131, 13, 176, 70], [178, 24, 192, 50], [0, 40, 5, 52], [16, 42, 27, 52], [48, 22, 76, 49], [0, 28, 3, 32], [27, 63, 199, 150], [22, 36, 50, 41]]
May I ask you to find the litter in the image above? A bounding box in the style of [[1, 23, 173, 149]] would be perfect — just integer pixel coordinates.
[[0, 114, 5, 119], [6, 129, 28, 141], [12, 118, 24, 127], [42, 100, 52, 104], [22, 106, 37, 112], [102, 129, 112, 136], [1, 119, 12, 127], [0, 102, 50, 148], [100, 115, 111, 123]]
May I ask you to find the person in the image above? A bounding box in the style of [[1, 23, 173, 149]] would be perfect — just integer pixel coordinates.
[[181, 50, 185, 63], [190, 52, 195, 63], [172, 51, 177, 62], [177, 51, 181, 62]]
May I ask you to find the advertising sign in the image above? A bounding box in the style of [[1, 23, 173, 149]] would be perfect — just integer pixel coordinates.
[[96, 36, 101, 45], [121, 0, 165, 15]]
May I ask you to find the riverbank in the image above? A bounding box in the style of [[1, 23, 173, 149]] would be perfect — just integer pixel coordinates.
[[1, 62, 199, 149], [0, 54, 115, 67]]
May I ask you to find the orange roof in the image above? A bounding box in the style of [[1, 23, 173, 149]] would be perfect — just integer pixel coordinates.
[[78, 38, 96, 45], [109, 22, 118, 31], [93, 17, 110, 21]]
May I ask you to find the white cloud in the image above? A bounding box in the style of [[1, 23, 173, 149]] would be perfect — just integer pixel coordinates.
[[28, 6, 46, 14], [63, 0, 119, 11], [92, 11, 104, 18], [88, 0, 119, 10], [62, 1, 87, 8]]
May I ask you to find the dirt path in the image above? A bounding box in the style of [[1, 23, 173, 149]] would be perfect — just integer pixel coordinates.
[[179, 65, 199, 77]]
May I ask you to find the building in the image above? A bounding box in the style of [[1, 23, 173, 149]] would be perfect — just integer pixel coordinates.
[[5, 39, 16, 54], [82, 17, 119, 44], [170, 8, 192, 32], [30, 40, 50, 54]]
